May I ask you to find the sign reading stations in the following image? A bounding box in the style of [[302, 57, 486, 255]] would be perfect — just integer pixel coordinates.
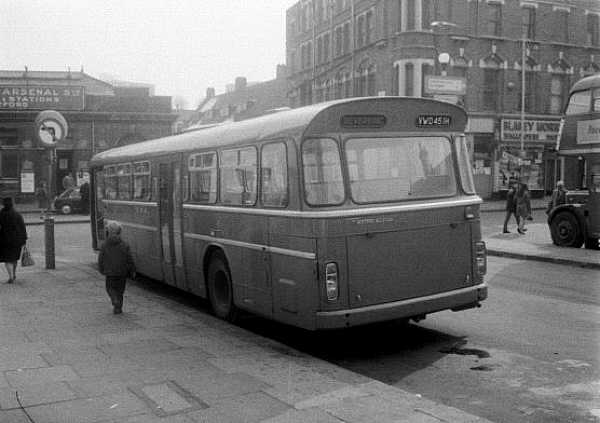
[[0, 85, 84, 110], [416, 115, 452, 127]]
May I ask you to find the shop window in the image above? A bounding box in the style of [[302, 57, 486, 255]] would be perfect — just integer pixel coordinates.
[[0, 128, 18, 147], [0, 151, 18, 178], [422, 0, 432, 31]]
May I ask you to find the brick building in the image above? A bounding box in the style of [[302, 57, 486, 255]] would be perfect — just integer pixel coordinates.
[[285, 0, 600, 198], [0, 70, 175, 202], [194, 65, 289, 125]]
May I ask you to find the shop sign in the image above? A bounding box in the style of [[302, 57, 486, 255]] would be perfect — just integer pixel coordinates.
[[0, 85, 84, 110], [424, 76, 466, 95], [577, 119, 600, 144], [501, 119, 560, 143]]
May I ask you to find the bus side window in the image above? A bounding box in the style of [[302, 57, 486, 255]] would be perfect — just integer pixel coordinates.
[[133, 161, 151, 201], [220, 147, 257, 206], [593, 88, 600, 112], [261, 142, 288, 207], [189, 152, 217, 203], [565, 90, 591, 115]]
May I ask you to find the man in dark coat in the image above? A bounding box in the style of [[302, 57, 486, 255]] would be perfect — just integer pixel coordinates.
[[98, 221, 135, 314], [79, 181, 90, 214], [502, 179, 520, 233], [0, 197, 27, 283]]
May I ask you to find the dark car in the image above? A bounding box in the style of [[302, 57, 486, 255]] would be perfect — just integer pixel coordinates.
[[53, 187, 85, 214]]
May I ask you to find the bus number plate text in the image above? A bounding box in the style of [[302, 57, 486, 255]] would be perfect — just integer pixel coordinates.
[[416, 115, 451, 127]]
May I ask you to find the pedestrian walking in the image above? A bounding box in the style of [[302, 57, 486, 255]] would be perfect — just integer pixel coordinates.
[[35, 180, 50, 212], [0, 197, 28, 284], [502, 179, 520, 233], [98, 221, 135, 314], [546, 180, 567, 214], [515, 182, 531, 235]]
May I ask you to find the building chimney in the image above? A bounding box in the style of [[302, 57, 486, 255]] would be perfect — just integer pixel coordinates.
[[234, 77, 247, 91], [206, 87, 215, 99]]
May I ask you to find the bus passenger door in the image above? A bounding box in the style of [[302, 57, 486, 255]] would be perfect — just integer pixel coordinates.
[[158, 161, 185, 287]]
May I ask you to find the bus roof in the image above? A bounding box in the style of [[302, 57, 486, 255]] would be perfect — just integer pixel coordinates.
[[90, 97, 467, 167], [570, 73, 600, 93]]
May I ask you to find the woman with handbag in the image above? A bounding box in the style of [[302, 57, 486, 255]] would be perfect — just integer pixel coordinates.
[[0, 197, 28, 283], [515, 182, 532, 235]]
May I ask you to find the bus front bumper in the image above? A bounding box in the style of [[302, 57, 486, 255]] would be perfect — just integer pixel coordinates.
[[315, 283, 488, 329]]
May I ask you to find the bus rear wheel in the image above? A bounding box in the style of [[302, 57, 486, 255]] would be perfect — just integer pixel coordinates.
[[551, 211, 584, 248], [207, 252, 238, 322]]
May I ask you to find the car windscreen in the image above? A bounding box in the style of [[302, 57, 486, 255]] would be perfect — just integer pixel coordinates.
[[345, 136, 457, 203]]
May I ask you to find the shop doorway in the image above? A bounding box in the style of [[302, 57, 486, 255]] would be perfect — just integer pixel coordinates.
[[55, 150, 74, 194]]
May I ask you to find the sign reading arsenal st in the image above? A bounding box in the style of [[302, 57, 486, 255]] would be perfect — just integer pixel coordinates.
[[0, 85, 84, 110]]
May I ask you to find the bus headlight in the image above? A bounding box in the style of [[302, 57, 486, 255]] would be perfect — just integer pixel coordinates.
[[475, 241, 487, 276], [325, 262, 339, 301]]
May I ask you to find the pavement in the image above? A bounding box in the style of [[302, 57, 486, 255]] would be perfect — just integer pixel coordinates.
[[1, 197, 595, 422]]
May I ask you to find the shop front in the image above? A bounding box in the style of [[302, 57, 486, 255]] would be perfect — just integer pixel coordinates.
[[495, 117, 561, 198]]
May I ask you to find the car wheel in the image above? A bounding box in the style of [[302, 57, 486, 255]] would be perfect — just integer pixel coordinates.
[[207, 252, 238, 322], [550, 211, 583, 248], [61, 204, 72, 215]]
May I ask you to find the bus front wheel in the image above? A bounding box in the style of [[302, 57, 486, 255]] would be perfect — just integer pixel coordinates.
[[207, 252, 238, 322], [551, 212, 584, 248]]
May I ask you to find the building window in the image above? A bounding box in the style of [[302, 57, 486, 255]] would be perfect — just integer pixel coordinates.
[[587, 13, 599, 46], [520, 71, 538, 112], [522, 6, 536, 39], [405, 63, 414, 96], [483, 69, 501, 111], [558, 10, 569, 43], [343, 22, 351, 54], [366, 10, 374, 44], [421, 63, 433, 97], [344, 72, 352, 97], [445, 0, 453, 22], [422, 0, 432, 30], [406, 0, 416, 30], [487, 3, 502, 36], [335, 74, 343, 99], [317, 37, 323, 64], [323, 32, 330, 63], [335, 26, 343, 56], [356, 14, 365, 48], [397, 0, 402, 32], [392, 64, 400, 96], [549, 75, 567, 114], [367, 65, 376, 96]]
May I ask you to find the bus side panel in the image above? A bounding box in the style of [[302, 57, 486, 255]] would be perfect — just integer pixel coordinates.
[[270, 216, 318, 330]]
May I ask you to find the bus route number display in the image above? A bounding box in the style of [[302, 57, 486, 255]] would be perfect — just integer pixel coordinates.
[[341, 115, 387, 129], [416, 115, 452, 127]]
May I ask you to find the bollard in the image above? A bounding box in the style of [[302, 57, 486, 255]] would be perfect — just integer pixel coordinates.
[[44, 215, 55, 269]]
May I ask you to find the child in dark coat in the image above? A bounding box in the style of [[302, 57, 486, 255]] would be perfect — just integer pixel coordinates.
[[98, 222, 135, 314]]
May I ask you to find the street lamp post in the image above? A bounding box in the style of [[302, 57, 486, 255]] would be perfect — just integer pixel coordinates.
[[520, 36, 526, 160]]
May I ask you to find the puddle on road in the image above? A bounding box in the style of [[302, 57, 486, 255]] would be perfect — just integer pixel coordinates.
[[439, 343, 490, 359]]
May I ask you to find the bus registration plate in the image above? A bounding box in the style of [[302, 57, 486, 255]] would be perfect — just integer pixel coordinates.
[[416, 115, 451, 127]]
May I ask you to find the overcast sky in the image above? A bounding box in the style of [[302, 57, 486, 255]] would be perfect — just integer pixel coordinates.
[[1, 0, 297, 108]]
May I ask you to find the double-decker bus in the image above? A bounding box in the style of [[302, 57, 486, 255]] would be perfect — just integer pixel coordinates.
[[550, 74, 600, 249], [89, 97, 487, 330]]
